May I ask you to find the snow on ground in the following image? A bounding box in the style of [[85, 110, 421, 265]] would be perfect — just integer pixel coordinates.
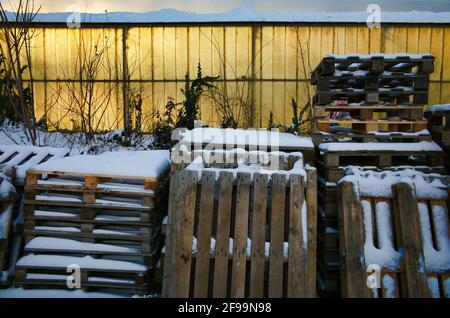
[[30, 150, 170, 179], [179, 128, 314, 150]]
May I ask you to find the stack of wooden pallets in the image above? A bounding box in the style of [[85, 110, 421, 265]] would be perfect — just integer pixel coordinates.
[[163, 148, 318, 298], [310, 53, 448, 297], [425, 104, 450, 171], [14, 151, 170, 295], [312, 54, 434, 134]]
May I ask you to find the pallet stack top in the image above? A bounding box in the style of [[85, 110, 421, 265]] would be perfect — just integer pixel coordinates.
[[311, 53, 435, 137], [0, 145, 71, 186]]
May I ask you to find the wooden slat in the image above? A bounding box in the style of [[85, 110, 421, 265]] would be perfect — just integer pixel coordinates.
[[268, 174, 287, 298], [338, 182, 369, 298], [193, 171, 215, 298], [173, 170, 198, 297], [162, 172, 179, 297], [393, 183, 431, 298], [230, 172, 251, 298], [287, 174, 305, 298], [305, 168, 318, 297], [249, 173, 268, 298], [212, 171, 234, 298]]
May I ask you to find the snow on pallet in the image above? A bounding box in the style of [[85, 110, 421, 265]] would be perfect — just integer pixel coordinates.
[[27, 150, 171, 189], [312, 130, 432, 146], [0, 145, 70, 185], [163, 150, 317, 298], [337, 169, 450, 298], [15, 254, 149, 293], [176, 128, 315, 164], [318, 141, 444, 168]]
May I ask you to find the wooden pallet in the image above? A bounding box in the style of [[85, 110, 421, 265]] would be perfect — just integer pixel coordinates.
[[314, 89, 429, 106], [316, 118, 428, 133], [338, 181, 450, 298], [317, 262, 340, 296], [24, 237, 154, 266], [311, 55, 435, 80], [15, 254, 149, 294], [163, 166, 318, 298], [315, 160, 447, 183], [313, 75, 429, 93], [314, 105, 424, 120], [0, 145, 71, 185], [312, 131, 432, 146], [319, 149, 443, 169], [425, 109, 450, 147]]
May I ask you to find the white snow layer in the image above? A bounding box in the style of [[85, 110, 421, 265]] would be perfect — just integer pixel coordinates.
[[362, 200, 402, 270], [319, 141, 442, 153], [30, 150, 170, 179], [179, 128, 314, 149], [341, 167, 448, 200], [418, 203, 450, 272], [25, 237, 138, 254], [16, 254, 147, 271], [0, 173, 16, 199], [427, 104, 450, 114]]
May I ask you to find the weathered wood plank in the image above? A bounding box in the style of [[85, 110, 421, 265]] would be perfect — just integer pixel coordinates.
[[305, 168, 318, 298], [193, 171, 216, 298], [249, 173, 268, 298], [231, 173, 251, 298], [173, 170, 198, 297], [393, 183, 431, 298], [212, 171, 234, 298], [268, 174, 287, 298], [338, 182, 368, 298], [287, 174, 305, 298]]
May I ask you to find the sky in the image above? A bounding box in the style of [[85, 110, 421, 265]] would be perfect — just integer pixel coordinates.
[[2, 0, 450, 13]]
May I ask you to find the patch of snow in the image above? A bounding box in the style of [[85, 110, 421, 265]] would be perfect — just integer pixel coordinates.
[[0, 204, 14, 238], [319, 141, 443, 153], [26, 237, 137, 254], [179, 128, 314, 150], [30, 150, 170, 179], [0, 173, 16, 199], [427, 104, 450, 114], [340, 167, 448, 200], [427, 277, 441, 298], [16, 254, 147, 271], [418, 203, 450, 272], [382, 275, 397, 298], [362, 200, 402, 270], [34, 210, 77, 218], [34, 226, 81, 233], [0, 287, 126, 298]]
